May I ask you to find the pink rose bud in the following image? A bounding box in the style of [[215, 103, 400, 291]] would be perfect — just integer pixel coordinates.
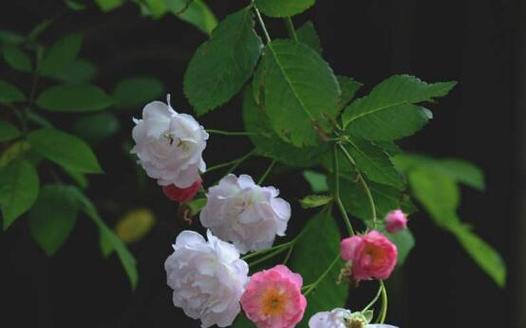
[[385, 209, 408, 233], [241, 264, 307, 328], [340, 230, 398, 282], [162, 178, 202, 203]]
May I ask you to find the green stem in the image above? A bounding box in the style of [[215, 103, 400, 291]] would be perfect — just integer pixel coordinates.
[[333, 144, 355, 236], [206, 129, 256, 136], [258, 160, 276, 184], [362, 280, 383, 312], [242, 241, 292, 261], [284, 17, 298, 41], [282, 243, 294, 264], [205, 149, 255, 174], [248, 247, 289, 267], [377, 280, 388, 323], [251, 2, 271, 43], [338, 143, 378, 228], [303, 255, 340, 296]]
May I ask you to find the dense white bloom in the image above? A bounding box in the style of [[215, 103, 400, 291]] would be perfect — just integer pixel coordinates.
[[164, 230, 249, 328], [200, 174, 291, 254], [131, 95, 208, 188], [309, 308, 398, 328]]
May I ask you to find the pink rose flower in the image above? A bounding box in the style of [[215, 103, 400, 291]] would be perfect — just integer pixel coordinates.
[[340, 231, 398, 281], [162, 177, 202, 203], [384, 209, 408, 233], [240, 265, 307, 328]]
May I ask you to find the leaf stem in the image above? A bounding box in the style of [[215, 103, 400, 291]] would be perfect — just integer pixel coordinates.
[[376, 280, 388, 323], [205, 149, 256, 174], [242, 241, 292, 261], [332, 144, 355, 236], [206, 129, 256, 136], [248, 247, 289, 267], [258, 159, 276, 184], [362, 280, 384, 312], [251, 2, 271, 43], [284, 17, 298, 41], [303, 255, 340, 296]]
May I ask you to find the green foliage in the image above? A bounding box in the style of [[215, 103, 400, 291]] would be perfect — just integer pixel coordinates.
[[386, 229, 415, 265], [0, 121, 21, 142], [184, 8, 263, 115], [36, 84, 113, 112], [2, 45, 32, 72], [300, 194, 332, 209], [0, 80, 26, 103], [337, 76, 362, 111], [113, 77, 164, 109], [0, 160, 39, 230], [46, 59, 97, 83], [39, 33, 82, 76], [27, 128, 103, 174], [0, 30, 25, 45], [253, 40, 339, 146], [303, 170, 329, 193], [73, 112, 120, 144], [165, 0, 218, 35], [28, 185, 79, 255], [296, 21, 322, 53], [289, 212, 347, 327], [255, 0, 316, 18], [342, 75, 456, 141], [95, 0, 125, 12]]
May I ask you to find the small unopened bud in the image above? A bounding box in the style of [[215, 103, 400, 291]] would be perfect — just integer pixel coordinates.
[[162, 178, 202, 203], [385, 209, 408, 233]]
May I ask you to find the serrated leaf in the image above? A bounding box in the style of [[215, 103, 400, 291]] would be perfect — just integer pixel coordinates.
[[36, 84, 113, 112], [255, 0, 315, 18], [289, 212, 347, 327], [0, 80, 26, 103], [2, 45, 32, 72], [184, 8, 262, 115], [95, 0, 125, 12], [113, 77, 164, 109], [39, 34, 82, 76], [296, 21, 321, 53], [28, 185, 79, 255], [303, 170, 328, 193], [343, 75, 456, 141], [27, 128, 102, 174], [385, 228, 415, 265], [0, 160, 39, 229], [71, 188, 138, 289], [254, 40, 339, 146], [345, 139, 403, 189], [73, 112, 120, 144], [0, 121, 21, 142], [337, 76, 362, 111], [166, 0, 218, 35], [46, 59, 97, 82], [243, 86, 328, 167], [300, 194, 332, 209]]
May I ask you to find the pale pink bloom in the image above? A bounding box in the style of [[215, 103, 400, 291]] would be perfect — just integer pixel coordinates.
[[240, 265, 307, 328], [309, 308, 398, 328], [385, 209, 408, 233], [340, 230, 398, 281]]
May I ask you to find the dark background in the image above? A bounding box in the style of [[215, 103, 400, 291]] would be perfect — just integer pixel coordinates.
[[0, 0, 522, 327]]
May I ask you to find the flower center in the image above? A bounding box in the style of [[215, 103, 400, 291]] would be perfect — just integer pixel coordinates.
[[345, 317, 367, 328], [261, 288, 286, 316]]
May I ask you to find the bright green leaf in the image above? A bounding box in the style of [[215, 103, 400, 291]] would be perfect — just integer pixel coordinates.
[[36, 84, 113, 112], [343, 75, 456, 141], [46, 59, 97, 82], [166, 0, 218, 35], [303, 170, 328, 193], [184, 8, 263, 115], [300, 194, 332, 209], [255, 0, 315, 18], [296, 21, 321, 53], [337, 76, 362, 111], [28, 185, 79, 255], [95, 0, 125, 11], [0, 121, 21, 142], [113, 77, 164, 109], [27, 128, 103, 174], [0, 160, 39, 229], [39, 34, 82, 75], [0, 80, 26, 103], [73, 112, 120, 144], [2, 45, 32, 72], [254, 40, 339, 146]]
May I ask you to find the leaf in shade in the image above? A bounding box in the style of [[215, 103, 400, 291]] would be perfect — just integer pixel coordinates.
[[296, 21, 322, 53], [73, 112, 120, 144], [46, 59, 97, 82], [303, 170, 329, 193], [36, 84, 113, 112], [113, 77, 164, 109], [255, 0, 315, 18], [2, 45, 32, 72], [0, 121, 21, 142], [0, 80, 26, 103], [337, 76, 362, 111], [385, 228, 415, 265], [95, 0, 125, 12], [166, 0, 218, 35], [39, 33, 82, 76], [300, 194, 332, 209]]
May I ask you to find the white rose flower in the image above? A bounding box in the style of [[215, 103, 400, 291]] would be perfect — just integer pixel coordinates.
[[164, 230, 249, 328], [309, 308, 398, 328], [200, 174, 291, 254], [131, 95, 208, 188]]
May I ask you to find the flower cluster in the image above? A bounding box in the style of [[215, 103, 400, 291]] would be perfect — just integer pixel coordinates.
[[132, 97, 402, 328]]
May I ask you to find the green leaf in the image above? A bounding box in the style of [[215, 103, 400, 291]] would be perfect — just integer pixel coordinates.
[[343, 75, 456, 141], [73, 112, 120, 144], [166, 0, 218, 35], [46, 59, 97, 82], [113, 77, 164, 109], [300, 194, 332, 209], [0, 30, 25, 45], [39, 33, 82, 76], [242, 87, 327, 167], [0, 80, 26, 103], [337, 76, 362, 111], [289, 212, 347, 327], [303, 170, 328, 193], [296, 21, 321, 53], [36, 84, 113, 112], [71, 188, 139, 289], [345, 139, 403, 189], [448, 222, 506, 287], [139, 0, 169, 18], [2, 45, 32, 72], [64, 0, 87, 10], [95, 0, 125, 12], [255, 0, 315, 18], [27, 128, 103, 174], [385, 228, 415, 265], [28, 185, 79, 255], [0, 141, 31, 167], [254, 40, 339, 146], [27, 110, 54, 128], [0, 160, 39, 229], [184, 8, 263, 115], [0, 121, 21, 142]]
